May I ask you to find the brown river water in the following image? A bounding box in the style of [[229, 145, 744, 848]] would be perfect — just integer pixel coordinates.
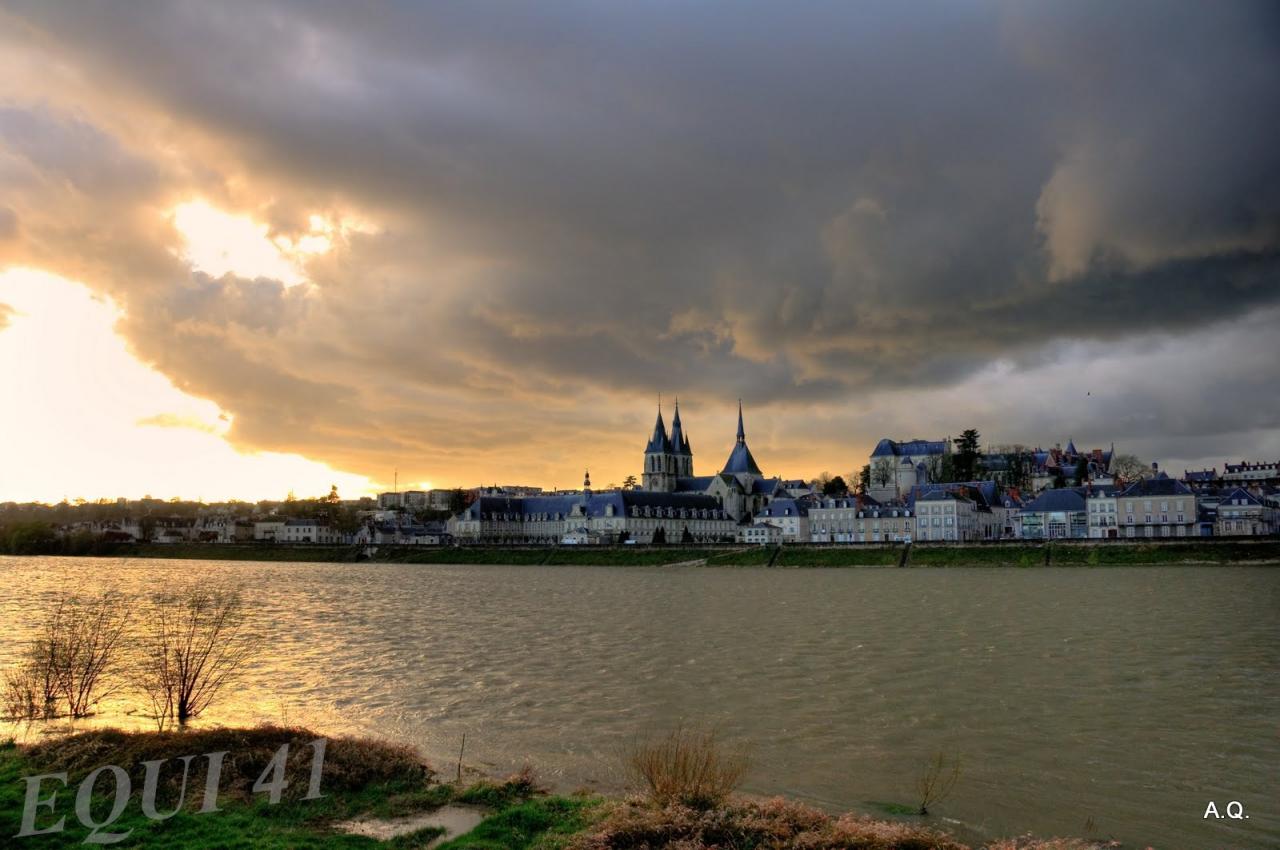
[[1, 556, 1276, 849]]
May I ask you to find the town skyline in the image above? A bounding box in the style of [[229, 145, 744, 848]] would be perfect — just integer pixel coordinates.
[[2, 2, 1278, 503]]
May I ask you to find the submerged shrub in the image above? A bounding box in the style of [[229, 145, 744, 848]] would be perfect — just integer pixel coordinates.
[[1, 592, 129, 720], [624, 723, 750, 810]]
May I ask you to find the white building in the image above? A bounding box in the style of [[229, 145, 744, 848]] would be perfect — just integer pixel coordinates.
[[915, 489, 989, 542], [1215, 487, 1275, 536], [867, 438, 950, 501], [1117, 476, 1197, 538], [281, 519, 341, 544], [755, 497, 811, 542], [739, 523, 781, 545], [1085, 485, 1122, 539]]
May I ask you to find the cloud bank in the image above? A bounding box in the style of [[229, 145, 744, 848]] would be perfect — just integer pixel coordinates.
[[0, 0, 1277, 490]]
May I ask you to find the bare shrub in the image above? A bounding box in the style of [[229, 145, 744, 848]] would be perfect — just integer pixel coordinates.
[[60, 592, 130, 716], [567, 796, 969, 850], [915, 750, 961, 815], [138, 586, 259, 728], [2, 664, 54, 721], [983, 840, 1119, 850], [623, 723, 750, 810], [1, 593, 128, 720]]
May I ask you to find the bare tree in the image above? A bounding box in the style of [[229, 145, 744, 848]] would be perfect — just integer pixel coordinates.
[[61, 592, 130, 717], [915, 750, 961, 815], [2, 593, 128, 720], [139, 586, 259, 728], [1110, 453, 1152, 482]]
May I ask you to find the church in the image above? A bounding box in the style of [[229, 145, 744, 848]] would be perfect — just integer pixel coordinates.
[[641, 399, 782, 522]]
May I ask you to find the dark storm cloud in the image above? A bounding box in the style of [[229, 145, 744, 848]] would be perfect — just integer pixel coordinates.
[[0, 0, 1277, 484]]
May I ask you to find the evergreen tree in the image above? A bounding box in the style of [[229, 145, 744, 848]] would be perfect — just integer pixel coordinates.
[[953, 429, 982, 481]]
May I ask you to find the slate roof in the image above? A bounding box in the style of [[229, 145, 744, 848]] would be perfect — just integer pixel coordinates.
[[909, 480, 999, 509], [669, 401, 692, 456], [462, 490, 729, 521], [721, 402, 763, 476], [1219, 487, 1262, 506], [870, 437, 949, 458], [1021, 488, 1087, 513], [644, 408, 672, 454], [676, 475, 715, 491], [751, 477, 781, 495], [1224, 460, 1279, 473], [722, 442, 762, 475], [1118, 477, 1194, 498], [759, 497, 810, 518]]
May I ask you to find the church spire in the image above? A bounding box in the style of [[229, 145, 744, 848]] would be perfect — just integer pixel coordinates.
[[645, 396, 671, 453], [671, 396, 690, 455], [721, 399, 762, 476]]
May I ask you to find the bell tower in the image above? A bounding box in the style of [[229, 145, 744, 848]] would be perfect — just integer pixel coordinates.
[[642, 398, 678, 492]]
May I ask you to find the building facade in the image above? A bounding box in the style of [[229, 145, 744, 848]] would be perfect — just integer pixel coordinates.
[[1117, 476, 1197, 538], [1215, 487, 1275, 536], [867, 438, 949, 501], [1020, 488, 1088, 539], [448, 488, 738, 544]]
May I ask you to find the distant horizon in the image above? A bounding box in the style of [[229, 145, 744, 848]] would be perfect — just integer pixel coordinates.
[[2, 441, 1268, 507]]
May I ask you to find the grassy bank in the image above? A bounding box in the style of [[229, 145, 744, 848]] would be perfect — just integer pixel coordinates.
[[0, 727, 1119, 850], [17, 538, 1280, 567], [0, 726, 593, 849]]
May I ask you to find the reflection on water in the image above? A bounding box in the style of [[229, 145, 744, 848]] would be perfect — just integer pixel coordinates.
[[1, 557, 1276, 849]]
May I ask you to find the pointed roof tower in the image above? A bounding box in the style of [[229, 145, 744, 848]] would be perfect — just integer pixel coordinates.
[[721, 400, 762, 476], [644, 397, 672, 454], [670, 397, 692, 456]]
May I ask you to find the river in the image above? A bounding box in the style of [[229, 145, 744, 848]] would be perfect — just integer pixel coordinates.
[[1, 556, 1275, 849]]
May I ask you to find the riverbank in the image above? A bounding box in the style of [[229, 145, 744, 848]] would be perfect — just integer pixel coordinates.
[[29, 537, 1280, 566], [0, 726, 1121, 849]]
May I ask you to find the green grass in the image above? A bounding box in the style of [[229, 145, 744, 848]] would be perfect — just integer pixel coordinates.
[[0, 729, 598, 850], [865, 800, 920, 816], [705, 547, 776, 566], [436, 797, 596, 850], [1048, 541, 1280, 565], [908, 546, 1042, 568], [775, 547, 900, 567]]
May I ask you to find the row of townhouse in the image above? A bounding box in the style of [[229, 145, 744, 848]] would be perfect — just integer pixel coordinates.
[[1025, 476, 1278, 540], [750, 475, 1277, 544], [63, 514, 452, 546], [755, 483, 1015, 544], [254, 518, 451, 545]]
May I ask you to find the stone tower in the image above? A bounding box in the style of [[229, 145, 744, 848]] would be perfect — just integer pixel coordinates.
[[643, 399, 692, 492]]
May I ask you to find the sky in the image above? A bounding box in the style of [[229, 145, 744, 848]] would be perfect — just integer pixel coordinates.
[[0, 1, 1278, 502]]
